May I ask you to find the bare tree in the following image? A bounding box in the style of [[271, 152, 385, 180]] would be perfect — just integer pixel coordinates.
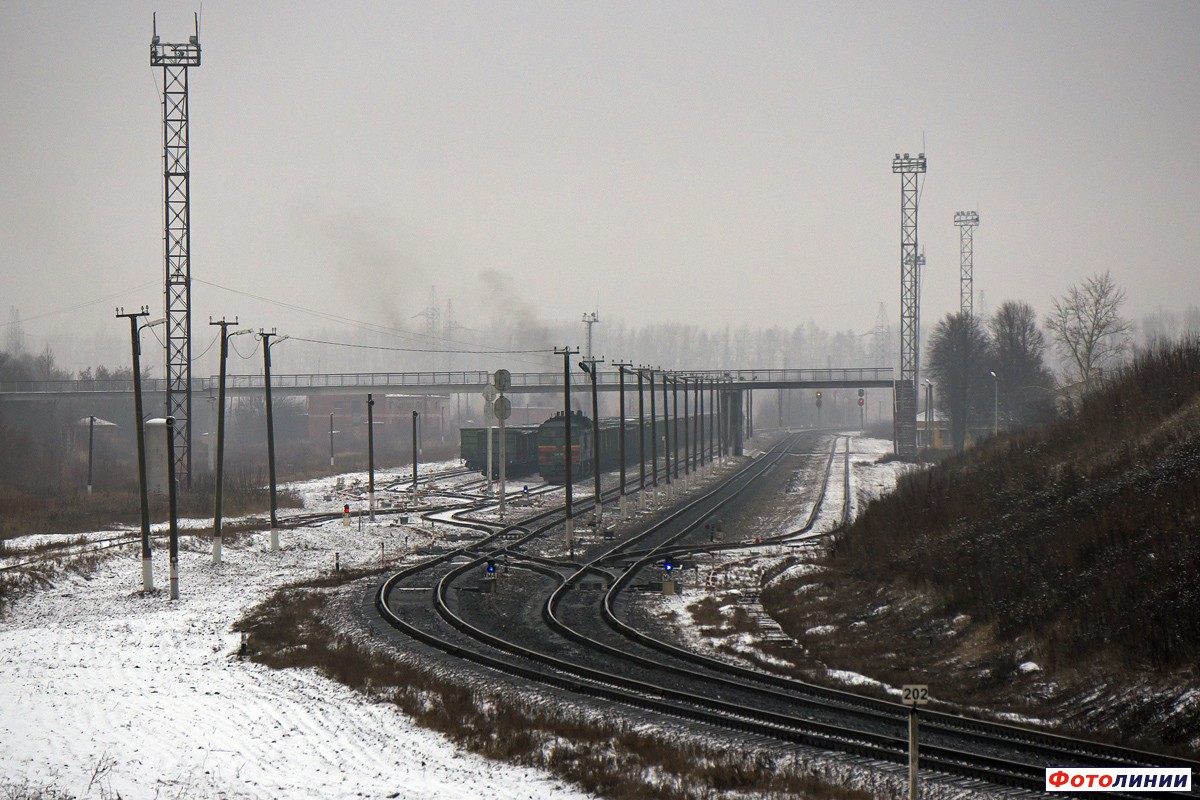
[[1044, 271, 1131, 390]]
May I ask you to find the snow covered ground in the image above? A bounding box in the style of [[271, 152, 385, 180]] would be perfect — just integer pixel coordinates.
[[0, 466, 592, 800], [0, 437, 931, 800]]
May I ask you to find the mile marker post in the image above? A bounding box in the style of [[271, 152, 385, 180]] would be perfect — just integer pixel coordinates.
[[901, 684, 929, 800]]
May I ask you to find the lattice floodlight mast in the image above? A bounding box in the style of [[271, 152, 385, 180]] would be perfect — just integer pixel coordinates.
[[582, 311, 599, 361], [893, 152, 926, 459], [955, 211, 980, 318], [152, 13, 201, 486]]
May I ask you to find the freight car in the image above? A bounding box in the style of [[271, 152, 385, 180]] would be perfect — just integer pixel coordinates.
[[459, 425, 541, 477]]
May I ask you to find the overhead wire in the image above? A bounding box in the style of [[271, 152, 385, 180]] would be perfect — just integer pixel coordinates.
[[1, 280, 160, 328], [193, 277, 518, 354], [286, 336, 551, 356]]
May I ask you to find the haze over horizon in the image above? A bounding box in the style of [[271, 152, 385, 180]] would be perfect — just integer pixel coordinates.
[[3, 2, 1199, 375]]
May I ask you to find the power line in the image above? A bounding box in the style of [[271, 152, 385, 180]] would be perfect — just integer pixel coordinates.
[[193, 277, 511, 353], [287, 336, 552, 356], [0, 281, 159, 328]]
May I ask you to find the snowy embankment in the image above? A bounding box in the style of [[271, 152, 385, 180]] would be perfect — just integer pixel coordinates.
[[0, 469, 590, 800]]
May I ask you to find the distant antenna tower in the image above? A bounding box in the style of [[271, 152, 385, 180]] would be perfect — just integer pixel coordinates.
[[152, 12, 202, 486], [423, 287, 441, 340], [6, 307, 27, 354], [955, 211, 980, 317], [892, 151, 926, 459], [443, 298, 466, 341], [582, 311, 599, 361], [442, 299, 467, 369]]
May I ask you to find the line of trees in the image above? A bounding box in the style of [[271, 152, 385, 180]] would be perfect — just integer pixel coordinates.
[[926, 271, 1134, 451]]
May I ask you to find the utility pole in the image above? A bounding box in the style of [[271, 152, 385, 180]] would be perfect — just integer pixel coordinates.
[[260, 330, 288, 552], [647, 368, 658, 491], [367, 394, 376, 522], [680, 376, 690, 487], [118, 307, 162, 592], [671, 375, 680, 482], [209, 317, 249, 565], [412, 411, 419, 492], [955, 211, 981, 318], [555, 347, 579, 552], [152, 13, 201, 487], [579, 357, 604, 527], [893, 151, 927, 459], [614, 362, 633, 517], [636, 366, 647, 507], [661, 371, 672, 498], [166, 416, 180, 600]]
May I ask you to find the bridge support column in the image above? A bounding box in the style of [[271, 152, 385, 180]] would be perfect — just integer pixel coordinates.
[[731, 390, 744, 457]]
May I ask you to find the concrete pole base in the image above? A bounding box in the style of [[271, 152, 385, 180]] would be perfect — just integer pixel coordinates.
[[142, 558, 153, 592], [169, 561, 179, 601], [270, 527, 280, 552], [212, 536, 222, 565]]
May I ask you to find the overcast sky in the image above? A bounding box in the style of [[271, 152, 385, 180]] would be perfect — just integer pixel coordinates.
[[2, 1, 1199, 371]]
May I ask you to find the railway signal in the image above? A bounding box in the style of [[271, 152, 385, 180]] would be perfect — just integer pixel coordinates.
[[486, 559, 496, 574], [815, 391, 823, 408]]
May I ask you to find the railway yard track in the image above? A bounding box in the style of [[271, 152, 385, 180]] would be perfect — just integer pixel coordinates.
[[369, 433, 1199, 799], [6, 434, 1195, 797]]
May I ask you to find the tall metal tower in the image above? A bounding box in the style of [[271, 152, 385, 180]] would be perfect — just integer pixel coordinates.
[[892, 152, 926, 459], [872, 302, 892, 368], [955, 211, 980, 318], [152, 14, 201, 485], [582, 311, 599, 361]]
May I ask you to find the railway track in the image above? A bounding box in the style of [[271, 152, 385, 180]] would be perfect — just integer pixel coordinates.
[[375, 433, 1199, 798]]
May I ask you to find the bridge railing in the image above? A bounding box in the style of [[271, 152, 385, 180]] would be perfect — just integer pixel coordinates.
[[0, 366, 895, 395]]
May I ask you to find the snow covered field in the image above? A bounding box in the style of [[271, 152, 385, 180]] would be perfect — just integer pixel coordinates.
[[0, 467, 590, 800], [0, 437, 935, 800]]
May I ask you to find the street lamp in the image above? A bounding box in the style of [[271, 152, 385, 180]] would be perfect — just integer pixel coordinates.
[[989, 371, 999, 436]]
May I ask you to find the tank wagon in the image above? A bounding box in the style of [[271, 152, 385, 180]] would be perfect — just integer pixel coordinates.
[[459, 425, 541, 477]]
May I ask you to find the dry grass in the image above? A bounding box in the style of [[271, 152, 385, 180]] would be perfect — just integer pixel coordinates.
[[0, 467, 302, 540], [762, 337, 1200, 756], [236, 574, 872, 800]]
